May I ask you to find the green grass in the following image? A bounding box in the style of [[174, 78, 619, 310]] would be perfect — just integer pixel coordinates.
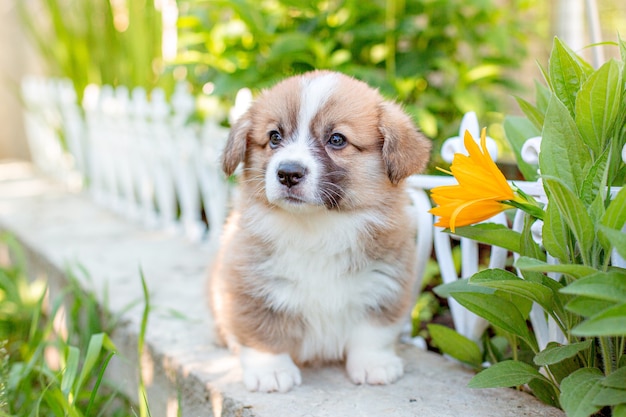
[[0, 234, 150, 417]]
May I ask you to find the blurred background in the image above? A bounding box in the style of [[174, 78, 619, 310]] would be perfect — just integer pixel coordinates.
[[1, 0, 625, 163]]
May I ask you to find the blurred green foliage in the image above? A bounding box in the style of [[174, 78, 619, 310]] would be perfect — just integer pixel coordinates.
[[176, 0, 536, 149], [17, 0, 167, 100], [18, 0, 539, 155]]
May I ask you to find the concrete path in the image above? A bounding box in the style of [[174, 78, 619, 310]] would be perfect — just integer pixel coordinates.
[[0, 161, 564, 417]]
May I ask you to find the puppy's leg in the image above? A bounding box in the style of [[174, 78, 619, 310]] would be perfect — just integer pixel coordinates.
[[240, 347, 302, 393], [345, 322, 404, 385]]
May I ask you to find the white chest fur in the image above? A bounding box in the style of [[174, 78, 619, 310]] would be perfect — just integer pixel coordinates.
[[244, 206, 403, 362]]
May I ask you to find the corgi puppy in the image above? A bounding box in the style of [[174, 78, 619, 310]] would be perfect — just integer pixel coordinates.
[[210, 71, 431, 392]]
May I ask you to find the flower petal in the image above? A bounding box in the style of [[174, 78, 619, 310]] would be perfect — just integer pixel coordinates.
[[432, 199, 511, 232], [429, 128, 517, 231]]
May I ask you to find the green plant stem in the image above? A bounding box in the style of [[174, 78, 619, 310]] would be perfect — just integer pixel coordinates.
[[86, 351, 115, 416], [138, 269, 151, 417], [599, 337, 615, 376], [543, 366, 561, 392], [618, 337, 625, 367]]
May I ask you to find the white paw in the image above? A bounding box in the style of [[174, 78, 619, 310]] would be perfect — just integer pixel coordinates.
[[240, 348, 302, 393], [346, 351, 404, 385]]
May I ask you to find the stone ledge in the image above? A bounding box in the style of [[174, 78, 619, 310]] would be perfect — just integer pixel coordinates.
[[0, 161, 564, 417]]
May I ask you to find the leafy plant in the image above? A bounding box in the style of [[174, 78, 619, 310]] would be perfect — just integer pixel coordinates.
[[0, 234, 140, 416], [176, 0, 535, 150], [431, 37, 626, 416]]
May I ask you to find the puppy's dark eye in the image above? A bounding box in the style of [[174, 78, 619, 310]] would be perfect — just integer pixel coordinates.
[[328, 133, 347, 149], [268, 131, 282, 149]]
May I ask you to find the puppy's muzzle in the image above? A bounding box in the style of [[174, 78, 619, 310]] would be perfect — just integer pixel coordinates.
[[277, 161, 308, 188]]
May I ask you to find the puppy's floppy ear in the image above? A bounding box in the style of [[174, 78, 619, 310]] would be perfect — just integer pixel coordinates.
[[379, 101, 431, 184], [222, 112, 252, 176]]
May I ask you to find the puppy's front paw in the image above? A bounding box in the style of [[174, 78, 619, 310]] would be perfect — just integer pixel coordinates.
[[346, 351, 404, 385], [240, 348, 302, 393]]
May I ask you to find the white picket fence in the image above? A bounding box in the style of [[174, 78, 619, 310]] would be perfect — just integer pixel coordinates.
[[20, 77, 625, 353], [22, 77, 232, 243]]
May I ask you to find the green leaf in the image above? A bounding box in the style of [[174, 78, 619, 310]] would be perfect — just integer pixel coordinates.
[[517, 210, 547, 263], [560, 368, 604, 417], [547, 348, 588, 386], [61, 346, 80, 397], [514, 97, 544, 132], [621, 34, 626, 83], [448, 223, 522, 254], [560, 271, 626, 302], [75, 333, 116, 395], [535, 80, 552, 113], [503, 116, 540, 181], [515, 256, 597, 279], [599, 225, 626, 259], [548, 37, 593, 115], [542, 199, 572, 263], [575, 59, 622, 157], [470, 269, 555, 314], [433, 278, 496, 299], [528, 377, 561, 408], [566, 296, 618, 317], [468, 360, 544, 388], [540, 98, 591, 196], [572, 303, 626, 336], [592, 385, 626, 407], [427, 324, 482, 368], [580, 146, 610, 208], [533, 340, 592, 366], [603, 367, 626, 389], [616, 405, 626, 417], [543, 178, 595, 266], [602, 186, 626, 231], [451, 292, 536, 349]]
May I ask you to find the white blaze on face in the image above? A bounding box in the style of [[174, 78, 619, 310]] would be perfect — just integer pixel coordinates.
[[296, 73, 338, 143], [265, 73, 339, 209]]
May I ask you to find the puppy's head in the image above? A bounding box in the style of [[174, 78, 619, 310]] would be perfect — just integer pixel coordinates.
[[222, 71, 431, 212]]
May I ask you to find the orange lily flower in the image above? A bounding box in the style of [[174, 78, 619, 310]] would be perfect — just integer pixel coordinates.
[[430, 128, 524, 232]]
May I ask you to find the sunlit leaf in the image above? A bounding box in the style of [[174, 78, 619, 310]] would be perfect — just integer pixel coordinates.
[[548, 38, 593, 115], [540, 99, 591, 196], [575, 59, 622, 157]]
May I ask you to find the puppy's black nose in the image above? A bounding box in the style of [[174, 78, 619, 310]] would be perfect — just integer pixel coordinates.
[[277, 162, 307, 188]]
